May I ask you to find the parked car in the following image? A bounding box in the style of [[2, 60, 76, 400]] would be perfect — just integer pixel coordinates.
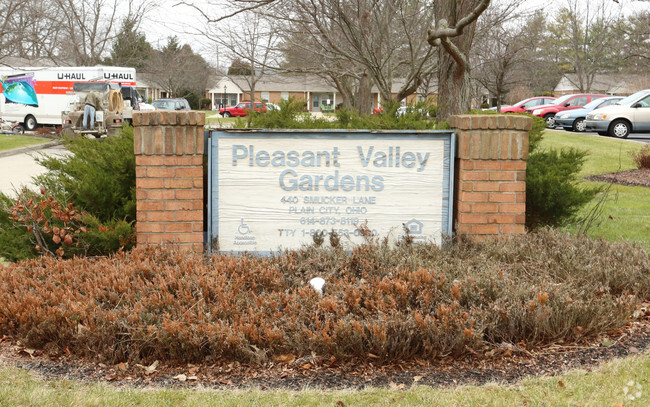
[[151, 98, 191, 111], [138, 102, 156, 111], [526, 93, 607, 127], [500, 96, 556, 113], [584, 89, 650, 138], [554, 96, 623, 132], [219, 101, 267, 117], [396, 106, 428, 117]]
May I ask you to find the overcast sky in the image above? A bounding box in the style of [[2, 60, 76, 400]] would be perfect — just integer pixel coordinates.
[[139, 0, 650, 68]]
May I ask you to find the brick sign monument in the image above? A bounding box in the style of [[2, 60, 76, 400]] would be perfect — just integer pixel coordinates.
[[132, 111, 531, 252]]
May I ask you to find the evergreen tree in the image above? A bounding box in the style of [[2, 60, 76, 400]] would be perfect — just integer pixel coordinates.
[[105, 17, 153, 70]]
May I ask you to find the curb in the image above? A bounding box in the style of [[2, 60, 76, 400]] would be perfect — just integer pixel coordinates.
[[0, 141, 61, 158]]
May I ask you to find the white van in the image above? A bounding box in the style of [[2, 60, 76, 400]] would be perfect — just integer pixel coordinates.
[[0, 66, 135, 130]]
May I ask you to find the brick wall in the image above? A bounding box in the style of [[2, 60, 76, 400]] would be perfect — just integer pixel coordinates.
[[449, 115, 531, 238], [133, 111, 205, 252]]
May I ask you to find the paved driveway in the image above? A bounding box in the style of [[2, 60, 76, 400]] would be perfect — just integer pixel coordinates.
[[0, 144, 68, 197]]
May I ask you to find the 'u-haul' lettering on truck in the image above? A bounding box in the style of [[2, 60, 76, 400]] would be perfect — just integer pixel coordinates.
[[56, 73, 87, 80], [103, 72, 135, 81]]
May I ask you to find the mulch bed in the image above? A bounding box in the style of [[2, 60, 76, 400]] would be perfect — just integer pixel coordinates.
[[586, 169, 650, 188], [1, 311, 648, 391]]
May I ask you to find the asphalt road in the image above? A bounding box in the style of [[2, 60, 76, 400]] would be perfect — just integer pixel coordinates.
[[548, 127, 650, 144]]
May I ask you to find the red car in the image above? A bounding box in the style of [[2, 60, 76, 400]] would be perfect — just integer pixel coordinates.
[[525, 93, 607, 127], [219, 101, 267, 117], [500, 96, 556, 113]]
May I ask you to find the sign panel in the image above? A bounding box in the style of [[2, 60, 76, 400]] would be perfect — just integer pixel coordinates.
[[208, 130, 455, 253]]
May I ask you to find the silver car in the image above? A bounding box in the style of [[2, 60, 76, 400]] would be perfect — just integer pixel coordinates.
[[554, 96, 623, 132], [584, 89, 650, 138]]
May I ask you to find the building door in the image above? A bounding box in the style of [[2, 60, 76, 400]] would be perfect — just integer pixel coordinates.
[[312, 94, 320, 112]]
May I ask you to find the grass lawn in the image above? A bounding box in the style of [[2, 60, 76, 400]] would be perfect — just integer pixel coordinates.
[[539, 130, 649, 250], [0, 134, 51, 152], [0, 353, 647, 406], [205, 111, 238, 126]]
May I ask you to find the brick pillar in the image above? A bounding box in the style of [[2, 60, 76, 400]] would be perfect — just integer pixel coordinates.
[[133, 111, 205, 252], [449, 115, 531, 238]]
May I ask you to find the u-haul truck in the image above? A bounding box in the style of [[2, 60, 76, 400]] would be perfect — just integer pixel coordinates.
[[0, 66, 136, 130]]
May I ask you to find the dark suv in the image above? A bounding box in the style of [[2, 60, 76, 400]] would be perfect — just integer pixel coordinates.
[[152, 98, 191, 110]]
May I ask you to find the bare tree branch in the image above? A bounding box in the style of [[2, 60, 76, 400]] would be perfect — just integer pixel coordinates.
[[427, 0, 491, 45]]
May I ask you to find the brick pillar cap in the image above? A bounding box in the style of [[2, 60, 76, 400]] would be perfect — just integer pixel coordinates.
[[133, 110, 206, 127], [450, 114, 532, 131]]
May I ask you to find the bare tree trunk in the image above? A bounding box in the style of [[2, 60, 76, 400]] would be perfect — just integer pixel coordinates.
[[357, 73, 373, 115], [330, 75, 358, 110], [429, 0, 489, 120], [436, 46, 472, 119]]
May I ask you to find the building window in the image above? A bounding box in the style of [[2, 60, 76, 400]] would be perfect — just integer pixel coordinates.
[[261, 92, 270, 102], [215, 95, 227, 107], [281, 92, 289, 100]]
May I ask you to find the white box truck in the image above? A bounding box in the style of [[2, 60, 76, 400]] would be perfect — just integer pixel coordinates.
[[0, 66, 136, 131]]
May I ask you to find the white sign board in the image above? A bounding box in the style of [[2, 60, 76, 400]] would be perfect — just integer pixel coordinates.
[[208, 131, 455, 253]]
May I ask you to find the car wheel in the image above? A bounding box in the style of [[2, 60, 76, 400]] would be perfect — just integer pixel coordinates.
[[224, 112, 232, 118], [573, 118, 586, 132], [24, 115, 37, 131], [608, 119, 630, 138], [544, 114, 555, 128]]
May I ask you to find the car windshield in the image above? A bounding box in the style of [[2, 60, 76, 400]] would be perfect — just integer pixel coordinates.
[[551, 94, 573, 105], [616, 90, 650, 106], [152, 100, 174, 109], [515, 97, 534, 106], [582, 98, 610, 109]]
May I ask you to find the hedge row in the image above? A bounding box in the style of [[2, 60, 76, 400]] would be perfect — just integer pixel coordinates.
[[0, 229, 647, 364]]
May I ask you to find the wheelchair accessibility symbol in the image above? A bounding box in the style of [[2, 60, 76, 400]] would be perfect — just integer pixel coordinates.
[[238, 218, 251, 235]]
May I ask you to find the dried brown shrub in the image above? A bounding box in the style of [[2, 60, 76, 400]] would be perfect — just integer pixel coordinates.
[[630, 145, 650, 169], [0, 229, 647, 365]]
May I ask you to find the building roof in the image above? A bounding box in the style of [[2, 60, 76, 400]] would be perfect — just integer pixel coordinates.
[[208, 74, 427, 95], [0, 57, 60, 68], [208, 74, 337, 93]]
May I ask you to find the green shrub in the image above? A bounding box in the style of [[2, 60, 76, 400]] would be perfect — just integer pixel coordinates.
[[0, 127, 136, 260], [527, 113, 547, 153], [526, 148, 600, 228], [242, 97, 442, 131], [0, 229, 646, 364], [80, 215, 136, 254], [199, 97, 212, 110], [0, 195, 38, 261], [522, 115, 600, 229], [34, 126, 136, 223]]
